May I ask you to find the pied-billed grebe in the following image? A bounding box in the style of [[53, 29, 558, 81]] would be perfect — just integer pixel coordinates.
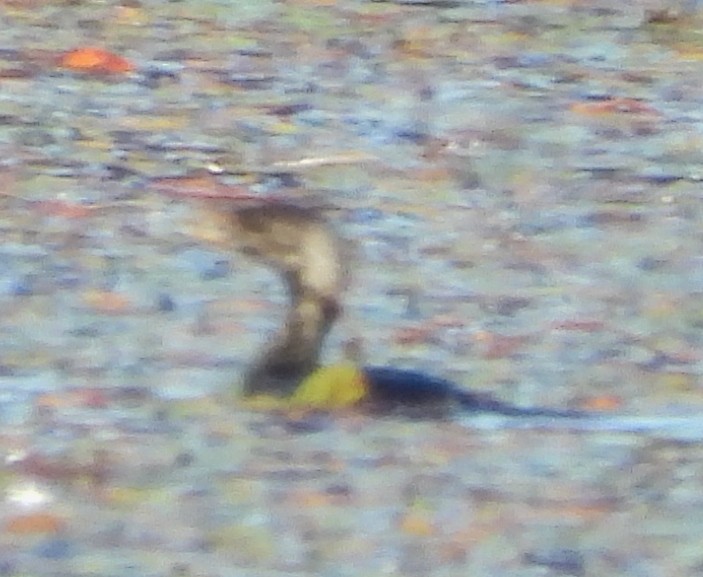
[[195, 198, 582, 418]]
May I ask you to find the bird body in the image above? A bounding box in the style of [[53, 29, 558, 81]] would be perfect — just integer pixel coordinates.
[[197, 198, 582, 418]]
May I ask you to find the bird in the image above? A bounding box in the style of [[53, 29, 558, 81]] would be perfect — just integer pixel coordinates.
[[192, 198, 349, 398], [195, 197, 582, 419]]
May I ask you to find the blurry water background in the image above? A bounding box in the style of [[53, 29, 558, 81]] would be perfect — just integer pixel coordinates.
[[1, 0, 703, 575]]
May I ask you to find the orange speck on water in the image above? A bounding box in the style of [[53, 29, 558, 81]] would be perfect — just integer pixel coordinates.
[[579, 394, 623, 412], [569, 97, 660, 117], [34, 200, 95, 219], [393, 326, 435, 346], [294, 490, 335, 508], [544, 500, 616, 522], [149, 176, 255, 200], [399, 511, 435, 537], [672, 43, 703, 61], [413, 166, 452, 184], [437, 526, 491, 562], [59, 47, 134, 74], [35, 392, 69, 410], [37, 388, 109, 410], [83, 290, 131, 314], [114, 5, 145, 25], [5, 512, 65, 535], [480, 333, 529, 360]]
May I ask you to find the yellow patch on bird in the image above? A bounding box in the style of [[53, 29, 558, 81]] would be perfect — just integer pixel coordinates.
[[289, 364, 368, 409]]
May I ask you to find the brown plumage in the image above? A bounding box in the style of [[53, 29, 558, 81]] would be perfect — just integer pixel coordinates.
[[194, 200, 349, 397]]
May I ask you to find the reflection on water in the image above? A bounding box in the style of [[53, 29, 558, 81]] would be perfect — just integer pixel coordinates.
[[461, 412, 703, 441]]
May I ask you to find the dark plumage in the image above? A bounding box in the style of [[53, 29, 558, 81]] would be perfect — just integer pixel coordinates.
[[363, 367, 583, 418]]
